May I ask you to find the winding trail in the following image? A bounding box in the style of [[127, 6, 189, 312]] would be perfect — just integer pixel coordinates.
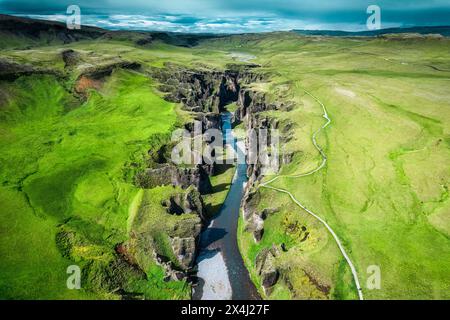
[[260, 87, 364, 300]]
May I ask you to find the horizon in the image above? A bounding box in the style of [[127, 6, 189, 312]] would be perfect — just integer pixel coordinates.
[[1, 0, 450, 33], [3, 13, 450, 36]]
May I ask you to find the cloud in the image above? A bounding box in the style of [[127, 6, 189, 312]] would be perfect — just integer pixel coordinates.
[[1, 0, 449, 32]]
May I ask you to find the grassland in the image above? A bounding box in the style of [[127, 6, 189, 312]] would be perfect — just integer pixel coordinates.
[[205, 33, 450, 299], [0, 30, 243, 299], [0, 66, 183, 298]]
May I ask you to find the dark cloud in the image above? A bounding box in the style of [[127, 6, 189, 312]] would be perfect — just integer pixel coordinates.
[[1, 0, 449, 31]]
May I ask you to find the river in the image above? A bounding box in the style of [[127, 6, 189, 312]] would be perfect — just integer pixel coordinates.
[[192, 112, 260, 300]]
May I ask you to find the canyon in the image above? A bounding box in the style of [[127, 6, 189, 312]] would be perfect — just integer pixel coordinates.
[[1, 14, 449, 300]]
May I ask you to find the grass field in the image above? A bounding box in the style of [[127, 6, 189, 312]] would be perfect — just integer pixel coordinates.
[[0, 66, 182, 298], [211, 33, 450, 299]]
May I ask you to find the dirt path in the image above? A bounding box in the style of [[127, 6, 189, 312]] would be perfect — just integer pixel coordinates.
[[260, 87, 364, 300]]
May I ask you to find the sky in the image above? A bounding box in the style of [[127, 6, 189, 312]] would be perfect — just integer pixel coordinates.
[[1, 0, 449, 33]]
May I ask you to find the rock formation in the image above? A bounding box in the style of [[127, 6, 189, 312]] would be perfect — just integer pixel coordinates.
[[255, 245, 281, 294], [136, 164, 213, 195]]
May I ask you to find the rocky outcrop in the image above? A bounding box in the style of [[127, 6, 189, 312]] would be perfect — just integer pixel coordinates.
[[0, 58, 62, 81], [151, 64, 240, 113], [244, 202, 279, 242], [183, 112, 222, 134], [235, 89, 278, 122], [246, 214, 265, 242], [201, 113, 222, 131], [136, 164, 212, 195], [130, 186, 204, 280], [170, 237, 197, 270], [242, 189, 265, 242], [167, 202, 203, 271], [255, 245, 281, 295], [162, 186, 207, 221], [153, 251, 187, 281], [79, 61, 140, 79], [182, 112, 222, 177], [242, 190, 261, 221], [61, 49, 81, 69], [151, 63, 267, 114]]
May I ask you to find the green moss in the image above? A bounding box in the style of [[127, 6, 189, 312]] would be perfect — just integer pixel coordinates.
[[0, 69, 180, 299]]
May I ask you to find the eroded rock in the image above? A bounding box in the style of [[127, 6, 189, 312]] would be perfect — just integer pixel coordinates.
[[0, 58, 60, 81], [255, 246, 280, 293], [170, 237, 197, 270], [136, 164, 212, 195], [151, 65, 240, 113], [162, 186, 207, 221], [61, 49, 80, 68]]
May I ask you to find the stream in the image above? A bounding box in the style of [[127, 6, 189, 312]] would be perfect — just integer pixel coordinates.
[[192, 112, 260, 300]]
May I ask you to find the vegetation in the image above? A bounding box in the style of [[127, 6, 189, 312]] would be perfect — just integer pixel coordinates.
[[0, 21, 449, 300], [0, 28, 239, 299], [218, 33, 450, 299], [0, 65, 181, 298]]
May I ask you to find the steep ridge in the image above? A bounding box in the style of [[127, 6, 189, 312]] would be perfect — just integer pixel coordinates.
[[149, 62, 288, 298], [232, 82, 296, 296], [0, 14, 222, 50], [139, 63, 252, 288]]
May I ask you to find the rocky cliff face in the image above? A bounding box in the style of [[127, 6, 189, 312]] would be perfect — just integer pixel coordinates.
[[128, 185, 204, 282], [232, 77, 297, 294], [164, 186, 205, 271], [255, 245, 281, 295], [134, 64, 263, 283], [150, 63, 266, 113], [151, 63, 240, 113], [135, 164, 213, 195], [0, 58, 62, 81], [139, 62, 296, 292]]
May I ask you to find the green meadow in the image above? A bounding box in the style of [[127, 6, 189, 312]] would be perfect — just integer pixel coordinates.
[[208, 33, 450, 299], [0, 31, 241, 299], [0, 67, 182, 298]]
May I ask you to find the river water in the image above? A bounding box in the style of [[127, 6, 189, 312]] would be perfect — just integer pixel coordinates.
[[192, 112, 260, 300]]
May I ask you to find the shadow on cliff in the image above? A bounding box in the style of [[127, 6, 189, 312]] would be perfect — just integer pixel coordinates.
[[199, 228, 228, 249]]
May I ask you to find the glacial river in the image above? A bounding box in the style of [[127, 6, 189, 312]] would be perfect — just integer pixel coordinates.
[[192, 112, 260, 300]]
